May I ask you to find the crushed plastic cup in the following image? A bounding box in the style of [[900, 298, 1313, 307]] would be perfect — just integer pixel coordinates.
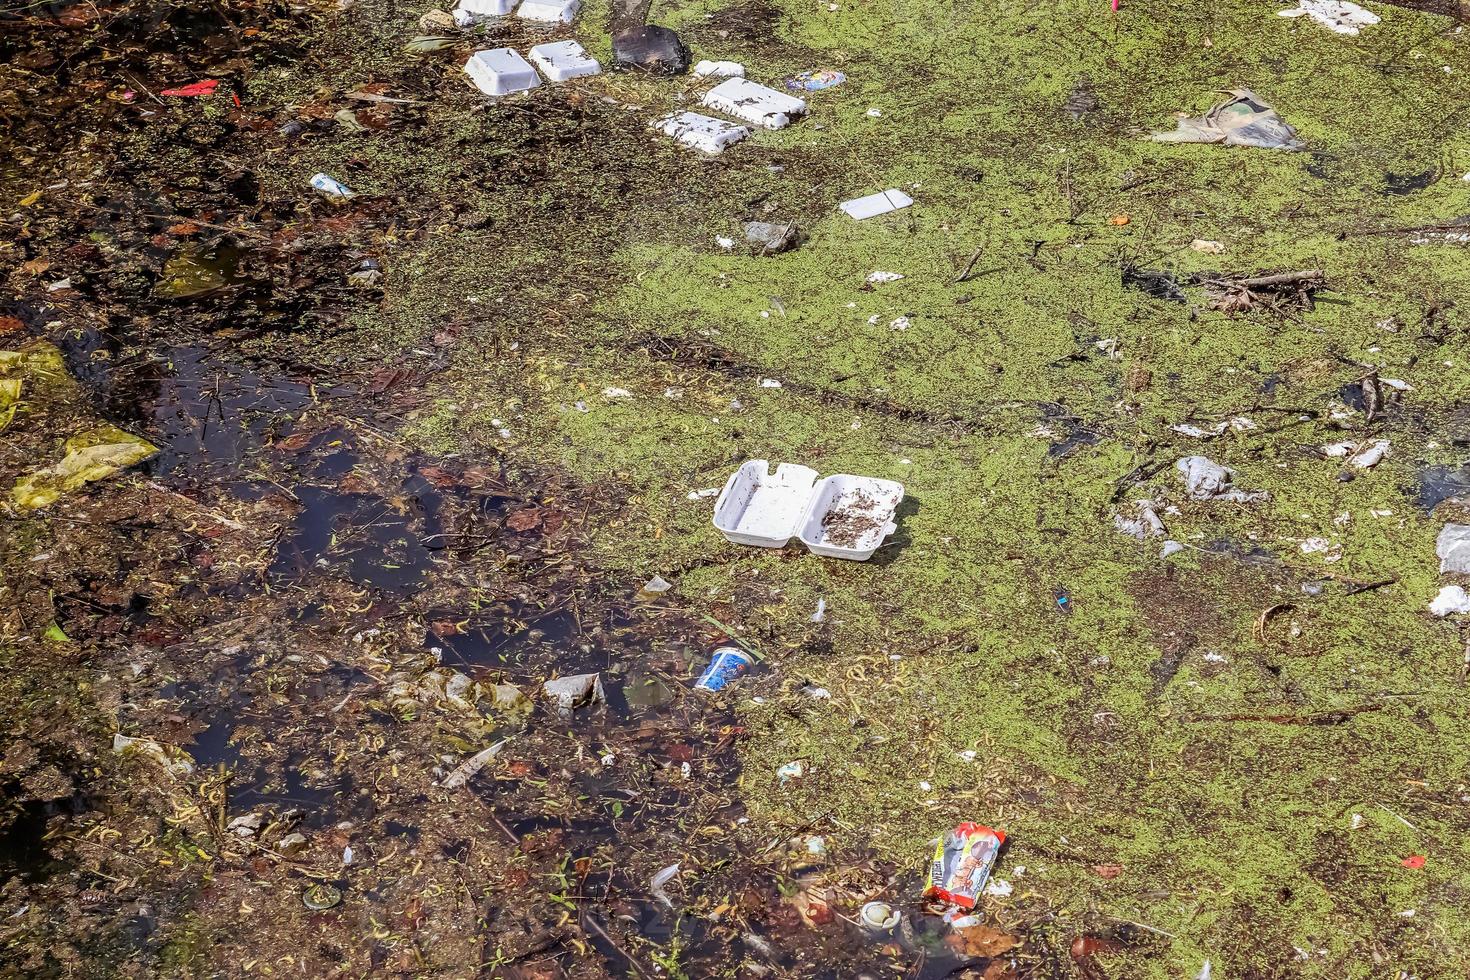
[[785, 68, 846, 91], [694, 646, 753, 692], [860, 901, 901, 933]]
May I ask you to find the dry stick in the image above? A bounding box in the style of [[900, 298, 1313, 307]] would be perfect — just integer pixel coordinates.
[[954, 248, 983, 283], [1201, 270, 1324, 289], [1183, 704, 1382, 726]]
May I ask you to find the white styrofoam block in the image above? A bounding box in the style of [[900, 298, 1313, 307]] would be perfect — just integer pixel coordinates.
[[694, 59, 744, 78], [517, 0, 578, 22], [796, 475, 904, 561], [839, 188, 913, 220], [465, 48, 541, 96], [701, 78, 806, 130], [528, 40, 600, 81], [713, 461, 819, 548], [453, 0, 514, 24], [653, 112, 751, 154]]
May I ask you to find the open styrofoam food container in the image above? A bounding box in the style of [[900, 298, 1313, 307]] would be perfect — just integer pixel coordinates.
[[712, 460, 904, 561]]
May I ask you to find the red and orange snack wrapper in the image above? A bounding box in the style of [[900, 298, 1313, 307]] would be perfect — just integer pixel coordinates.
[[924, 823, 1007, 910]]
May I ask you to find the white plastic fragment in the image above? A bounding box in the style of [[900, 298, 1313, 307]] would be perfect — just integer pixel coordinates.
[[602, 386, 633, 398], [1348, 439, 1390, 469], [641, 574, 672, 593], [650, 863, 681, 907], [701, 78, 807, 129], [464, 48, 541, 96], [310, 173, 355, 200], [653, 111, 751, 154], [694, 59, 745, 78], [687, 487, 720, 501], [1278, 0, 1380, 35], [112, 733, 196, 777], [527, 40, 600, 82], [866, 271, 904, 284], [542, 673, 606, 713], [1114, 499, 1167, 540], [1437, 524, 1470, 574], [1159, 540, 1184, 558], [453, 0, 514, 25], [1191, 239, 1226, 253], [1176, 456, 1269, 503], [517, 0, 578, 22], [1429, 585, 1470, 617], [839, 189, 913, 220], [984, 878, 1013, 898]]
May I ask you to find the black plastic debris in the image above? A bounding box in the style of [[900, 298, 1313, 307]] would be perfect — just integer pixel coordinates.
[[612, 25, 690, 75]]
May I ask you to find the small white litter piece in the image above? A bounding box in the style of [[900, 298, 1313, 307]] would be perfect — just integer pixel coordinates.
[[701, 78, 807, 129], [1176, 455, 1269, 503], [839, 189, 913, 220], [465, 48, 541, 96], [694, 59, 745, 78], [310, 173, 355, 200], [528, 40, 600, 81], [517, 0, 578, 22], [1438, 524, 1470, 574], [1348, 439, 1390, 470], [1429, 585, 1470, 617], [712, 459, 904, 561], [1278, 0, 1380, 35], [653, 111, 751, 154], [866, 271, 904, 284], [453, 0, 515, 25]]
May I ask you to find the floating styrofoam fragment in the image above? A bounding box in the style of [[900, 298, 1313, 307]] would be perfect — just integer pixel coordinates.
[[528, 40, 600, 81], [1278, 0, 1379, 35], [694, 59, 745, 78], [839, 189, 913, 220], [701, 77, 807, 129], [653, 111, 750, 154], [1348, 439, 1390, 469], [465, 48, 541, 96], [866, 271, 904, 284], [1429, 585, 1470, 617], [453, 0, 515, 25], [517, 0, 578, 22], [1438, 524, 1470, 574]]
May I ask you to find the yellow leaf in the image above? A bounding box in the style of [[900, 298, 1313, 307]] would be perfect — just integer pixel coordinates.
[[18, 190, 41, 207], [13, 425, 158, 510]]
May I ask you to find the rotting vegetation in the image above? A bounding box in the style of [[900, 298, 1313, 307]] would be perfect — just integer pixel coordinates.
[[4, 0, 1470, 977]]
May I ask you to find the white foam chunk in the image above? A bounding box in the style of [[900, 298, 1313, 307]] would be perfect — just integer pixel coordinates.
[[839, 189, 914, 219], [464, 48, 541, 96], [694, 59, 745, 78], [517, 0, 578, 22], [701, 78, 806, 130], [653, 112, 751, 154], [453, 0, 514, 24], [528, 40, 600, 81]]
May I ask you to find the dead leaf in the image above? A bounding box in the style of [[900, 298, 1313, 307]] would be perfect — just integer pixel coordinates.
[[505, 509, 543, 532]]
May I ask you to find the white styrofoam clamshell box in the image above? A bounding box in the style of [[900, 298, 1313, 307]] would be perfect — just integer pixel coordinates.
[[701, 78, 806, 130], [654, 112, 750, 154], [712, 460, 904, 561], [465, 48, 541, 96], [517, 0, 578, 22], [796, 474, 904, 560], [840, 188, 914, 220], [453, 0, 514, 25], [528, 40, 600, 81]]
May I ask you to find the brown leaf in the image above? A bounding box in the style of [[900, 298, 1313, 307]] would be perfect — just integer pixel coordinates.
[[1092, 863, 1124, 879], [505, 509, 543, 532], [0, 316, 23, 335]]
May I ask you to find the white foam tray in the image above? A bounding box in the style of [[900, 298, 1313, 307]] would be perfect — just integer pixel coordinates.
[[528, 40, 600, 81], [465, 48, 541, 95], [840, 188, 913, 219], [453, 0, 514, 24], [712, 460, 904, 561], [653, 111, 751, 154], [517, 0, 578, 22], [701, 78, 806, 129]]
